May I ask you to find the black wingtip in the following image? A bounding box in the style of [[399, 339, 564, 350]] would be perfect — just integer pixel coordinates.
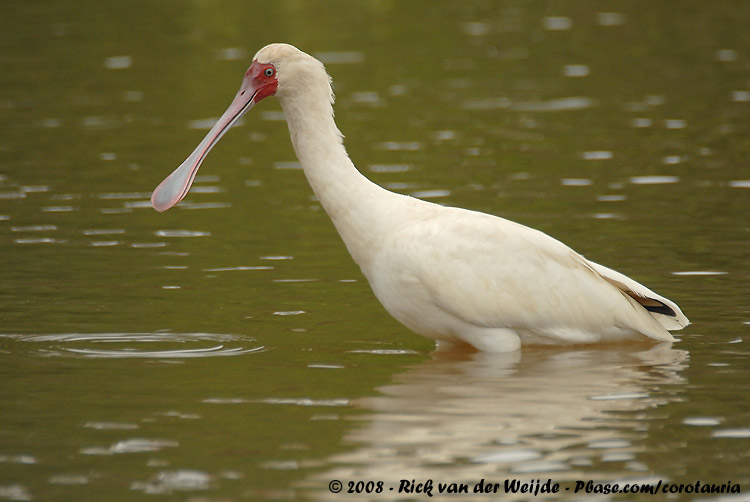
[[643, 303, 677, 317], [626, 291, 678, 318]]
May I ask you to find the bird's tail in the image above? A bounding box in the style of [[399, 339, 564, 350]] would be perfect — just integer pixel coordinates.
[[587, 261, 690, 331]]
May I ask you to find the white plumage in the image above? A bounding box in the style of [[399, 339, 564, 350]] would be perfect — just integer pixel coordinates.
[[152, 43, 688, 352]]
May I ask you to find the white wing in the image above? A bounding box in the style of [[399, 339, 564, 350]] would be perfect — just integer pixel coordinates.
[[377, 205, 685, 344]]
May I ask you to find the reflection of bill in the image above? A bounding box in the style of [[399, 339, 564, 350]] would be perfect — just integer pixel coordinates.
[[306, 343, 687, 501]]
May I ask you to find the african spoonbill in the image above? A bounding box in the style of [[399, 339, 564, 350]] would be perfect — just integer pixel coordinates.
[[152, 43, 688, 352]]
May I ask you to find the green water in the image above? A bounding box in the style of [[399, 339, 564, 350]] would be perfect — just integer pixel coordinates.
[[1, 1, 748, 501]]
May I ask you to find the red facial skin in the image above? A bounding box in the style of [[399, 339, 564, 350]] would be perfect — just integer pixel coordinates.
[[246, 61, 278, 103]]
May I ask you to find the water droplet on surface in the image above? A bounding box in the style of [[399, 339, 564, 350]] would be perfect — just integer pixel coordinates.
[[410, 189, 451, 199], [512, 460, 569, 473], [11, 225, 57, 232], [122, 90, 143, 102], [664, 119, 687, 129], [513, 96, 594, 112], [715, 49, 737, 62], [433, 130, 457, 141], [261, 398, 349, 407], [0, 485, 32, 502], [49, 475, 89, 485], [0, 455, 37, 465], [597, 12, 626, 26], [630, 176, 680, 185], [130, 242, 167, 248], [662, 155, 684, 165], [461, 97, 512, 111], [601, 452, 635, 462], [260, 460, 299, 470], [41, 205, 78, 212], [589, 393, 649, 401], [154, 230, 211, 238], [81, 438, 178, 455], [104, 55, 132, 69], [671, 271, 727, 276], [97, 192, 150, 200], [389, 84, 408, 96], [473, 449, 542, 463], [588, 439, 631, 449], [0, 191, 25, 200], [177, 201, 231, 210], [215, 47, 246, 61], [683, 417, 722, 426], [630, 117, 653, 128], [463, 22, 492, 37], [273, 161, 303, 170], [15, 237, 67, 245], [39, 118, 62, 128], [378, 141, 424, 151], [368, 164, 411, 173], [563, 64, 590, 77], [203, 266, 273, 272], [21, 185, 50, 194], [202, 398, 250, 404], [83, 422, 139, 430], [351, 91, 383, 106], [592, 213, 623, 219], [187, 186, 223, 194], [313, 51, 365, 64], [581, 150, 613, 160], [261, 110, 286, 121], [131, 470, 211, 494], [561, 178, 592, 186], [542, 16, 572, 30], [597, 195, 627, 202], [159, 411, 201, 420], [712, 428, 750, 438]]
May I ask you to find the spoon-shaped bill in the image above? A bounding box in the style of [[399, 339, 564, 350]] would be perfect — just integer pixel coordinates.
[[151, 87, 257, 212]]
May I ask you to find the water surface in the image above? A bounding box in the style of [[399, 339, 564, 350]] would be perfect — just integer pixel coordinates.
[[1, 1, 748, 500]]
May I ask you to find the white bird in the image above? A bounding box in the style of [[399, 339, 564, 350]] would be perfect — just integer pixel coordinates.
[[152, 43, 689, 352]]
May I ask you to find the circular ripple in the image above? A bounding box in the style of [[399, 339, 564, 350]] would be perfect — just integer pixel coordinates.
[[6, 332, 264, 359]]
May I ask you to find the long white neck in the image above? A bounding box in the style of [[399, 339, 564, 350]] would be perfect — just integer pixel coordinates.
[[278, 80, 403, 267]]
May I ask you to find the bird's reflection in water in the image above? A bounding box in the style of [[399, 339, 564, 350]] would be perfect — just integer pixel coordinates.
[[307, 343, 687, 501]]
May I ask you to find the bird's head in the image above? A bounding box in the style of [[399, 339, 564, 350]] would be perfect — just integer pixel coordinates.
[[151, 43, 322, 212]]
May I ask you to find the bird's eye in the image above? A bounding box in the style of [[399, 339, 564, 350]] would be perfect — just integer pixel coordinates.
[[264, 67, 275, 77]]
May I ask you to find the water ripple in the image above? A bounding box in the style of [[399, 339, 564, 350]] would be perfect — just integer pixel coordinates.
[[4, 332, 264, 359], [347, 349, 420, 355], [80, 438, 177, 455], [711, 428, 750, 439], [154, 229, 211, 238], [630, 175, 680, 185], [261, 398, 350, 407], [131, 469, 211, 494]]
